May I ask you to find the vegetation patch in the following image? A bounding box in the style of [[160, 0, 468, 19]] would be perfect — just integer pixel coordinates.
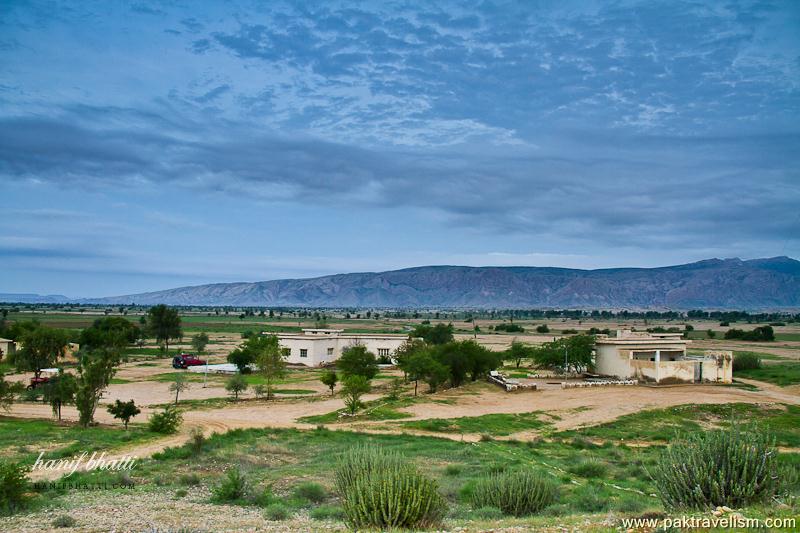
[[734, 362, 800, 387], [402, 412, 549, 436]]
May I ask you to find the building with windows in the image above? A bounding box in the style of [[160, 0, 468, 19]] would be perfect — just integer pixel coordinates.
[[268, 329, 410, 367], [594, 330, 732, 384]]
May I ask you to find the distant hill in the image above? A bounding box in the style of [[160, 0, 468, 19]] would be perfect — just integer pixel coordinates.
[[0, 293, 71, 304], [67, 256, 800, 309]]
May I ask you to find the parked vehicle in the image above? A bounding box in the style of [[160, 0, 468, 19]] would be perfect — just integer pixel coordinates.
[[26, 376, 51, 390], [172, 353, 206, 369]]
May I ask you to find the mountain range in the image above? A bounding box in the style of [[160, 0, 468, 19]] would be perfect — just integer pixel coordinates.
[[4, 256, 799, 309]]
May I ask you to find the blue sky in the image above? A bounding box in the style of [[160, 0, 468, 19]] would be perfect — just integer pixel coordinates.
[[1, 0, 798, 297]]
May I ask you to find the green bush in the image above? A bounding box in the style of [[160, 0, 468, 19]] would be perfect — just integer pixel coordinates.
[[733, 352, 762, 372], [265, 503, 290, 520], [470, 506, 505, 519], [174, 488, 187, 498], [179, 473, 200, 486], [444, 464, 462, 476], [650, 425, 779, 510], [292, 481, 327, 504], [471, 470, 558, 516], [147, 405, 183, 434], [309, 504, 345, 520], [570, 484, 609, 512], [567, 458, 608, 478], [52, 514, 77, 528], [212, 466, 248, 503], [0, 460, 29, 514], [335, 446, 447, 530]]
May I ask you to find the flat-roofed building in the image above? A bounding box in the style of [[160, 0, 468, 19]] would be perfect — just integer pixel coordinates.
[[267, 329, 410, 367], [595, 329, 732, 384]]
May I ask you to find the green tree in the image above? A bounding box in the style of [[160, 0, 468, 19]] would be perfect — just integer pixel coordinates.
[[191, 332, 210, 354], [341, 375, 371, 415], [169, 372, 190, 405], [227, 346, 255, 373], [505, 340, 534, 368], [225, 374, 248, 401], [74, 349, 119, 427], [16, 326, 69, 379], [320, 370, 338, 396], [106, 399, 141, 430], [79, 317, 139, 352], [337, 344, 378, 379], [393, 338, 426, 380], [0, 376, 23, 411], [252, 335, 286, 400], [41, 370, 77, 421], [404, 350, 435, 395], [146, 305, 182, 354], [532, 334, 595, 373], [411, 323, 454, 345]]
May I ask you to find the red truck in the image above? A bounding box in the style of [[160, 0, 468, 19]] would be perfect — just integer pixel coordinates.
[[172, 353, 206, 369]]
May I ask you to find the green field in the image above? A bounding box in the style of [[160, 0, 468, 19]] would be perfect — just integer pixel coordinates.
[[735, 362, 800, 387]]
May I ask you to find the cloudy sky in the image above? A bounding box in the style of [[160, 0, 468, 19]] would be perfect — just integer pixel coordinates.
[[1, 0, 798, 297]]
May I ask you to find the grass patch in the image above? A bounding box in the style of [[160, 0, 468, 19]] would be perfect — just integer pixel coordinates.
[[734, 362, 800, 387], [402, 412, 549, 436], [0, 417, 155, 465]]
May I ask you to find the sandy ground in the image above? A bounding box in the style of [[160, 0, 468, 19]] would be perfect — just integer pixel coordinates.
[[8, 371, 798, 482]]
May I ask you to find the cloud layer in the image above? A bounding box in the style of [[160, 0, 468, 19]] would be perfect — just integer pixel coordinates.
[[0, 0, 798, 295]]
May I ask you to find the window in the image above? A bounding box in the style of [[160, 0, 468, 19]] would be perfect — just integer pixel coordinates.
[[300, 349, 308, 358], [377, 348, 390, 357], [327, 347, 334, 356]]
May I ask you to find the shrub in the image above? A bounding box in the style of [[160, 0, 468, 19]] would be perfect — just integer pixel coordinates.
[[148, 405, 182, 434], [536, 324, 550, 333], [0, 460, 29, 514], [649, 425, 779, 510], [733, 352, 762, 372], [471, 470, 558, 516], [179, 473, 200, 486], [570, 484, 609, 512], [309, 504, 345, 520], [174, 488, 187, 498], [335, 447, 447, 529], [444, 464, 462, 476], [264, 503, 290, 520], [212, 466, 248, 503], [614, 496, 647, 513], [189, 427, 205, 452], [568, 458, 608, 479], [52, 514, 77, 528], [292, 481, 327, 504]]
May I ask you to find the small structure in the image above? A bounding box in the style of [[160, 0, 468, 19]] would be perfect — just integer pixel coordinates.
[[488, 370, 537, 392], [0, 338, 15, 360], [272, 329, 410, 367], [594, 330, 732, 384]]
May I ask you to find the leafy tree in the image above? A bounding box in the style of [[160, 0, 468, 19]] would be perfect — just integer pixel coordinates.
[[146, 305, 182, 354], [79, 317, 139, 352], [341, 375, 371, 415], [532, 334, 595, 373], [393, 339, 426, 380], [536, 324, 550, 333], [337, 344, 378, 379], [320, 370, 338, 396], [252, 335, 286, 400], [225, 374, 248, 401], [424, 360, 450, 393], [0, 460, 29, 514], [253, 384, 267, 399], [169, 372, 190, 405], [0, 376, 23, 411], [431, 343, 469, 388], [404, 350, 435, 395], [462, 341, 502, 381], [41, 370, 77, 421], [16, 326, 69, 379], [106, 399, 140, 430], [411, 323, 454, 345], [74, 349, 119, 427], [227, 346, 255, 374], [505, 340, 534, 368], [191, 332, 210, 354]]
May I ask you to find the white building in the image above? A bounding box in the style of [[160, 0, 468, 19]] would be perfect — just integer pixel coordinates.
[[0, 338, 15, 360], [594, 329, 733, 384], [270, 329, 410, 367]]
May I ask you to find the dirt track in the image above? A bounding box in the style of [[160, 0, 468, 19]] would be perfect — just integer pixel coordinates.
[[10, 374, 798, 481]]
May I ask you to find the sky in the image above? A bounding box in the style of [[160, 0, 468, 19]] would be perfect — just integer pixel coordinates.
[[1, 0, 799, 298]]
